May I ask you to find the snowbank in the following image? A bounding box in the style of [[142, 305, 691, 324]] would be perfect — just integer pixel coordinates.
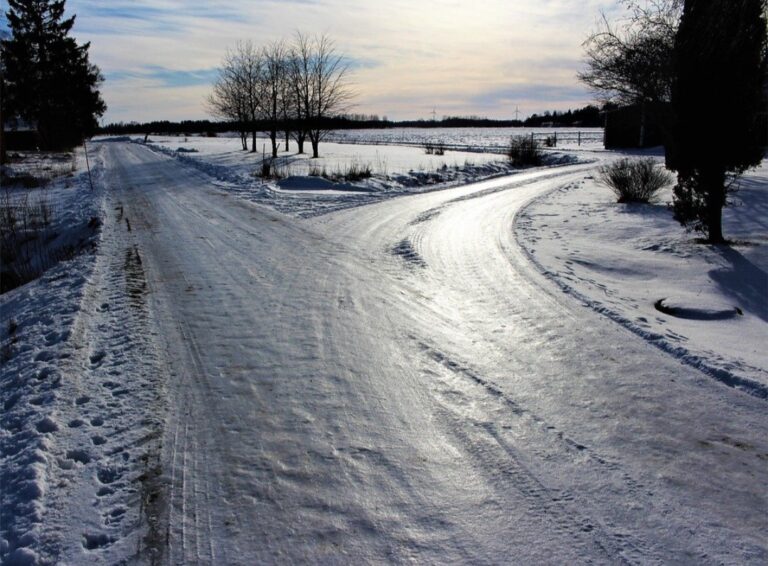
[[1, 148, 104, 563]]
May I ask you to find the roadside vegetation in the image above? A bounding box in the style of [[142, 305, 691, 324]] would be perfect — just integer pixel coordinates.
[[507, 136, 543, 167], [597, 158, 672, 203], [0, 151, 98, 294], [580, 0, 766, 243]]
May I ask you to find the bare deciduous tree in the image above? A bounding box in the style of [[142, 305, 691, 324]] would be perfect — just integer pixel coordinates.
[[290, 33, 353, 158], [579, 1, 682, 106], [207, 65, 249, 150], [207, 41, 262, 152], [260, 41, 289, 158]]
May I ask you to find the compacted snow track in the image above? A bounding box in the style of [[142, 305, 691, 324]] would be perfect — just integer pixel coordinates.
[[101, 142, 766, 564]]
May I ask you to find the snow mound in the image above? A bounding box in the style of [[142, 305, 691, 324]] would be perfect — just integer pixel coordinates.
[[654, 297, 743, 320], [276, 176, 370, 192]]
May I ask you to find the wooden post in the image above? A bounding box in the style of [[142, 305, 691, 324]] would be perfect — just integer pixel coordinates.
[[578, 131, 581, 146], [554, 132, 557, 147], [84, 138, 94, 191]]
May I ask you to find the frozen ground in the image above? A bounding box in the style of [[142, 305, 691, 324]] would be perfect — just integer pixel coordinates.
[[1, 139, 766, 564]]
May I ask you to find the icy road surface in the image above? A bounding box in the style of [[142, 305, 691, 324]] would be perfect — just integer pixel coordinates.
[[103, 142, 766, 564]]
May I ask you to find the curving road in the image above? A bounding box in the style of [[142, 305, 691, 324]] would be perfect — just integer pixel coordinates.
[[103, 142, 767, 564]]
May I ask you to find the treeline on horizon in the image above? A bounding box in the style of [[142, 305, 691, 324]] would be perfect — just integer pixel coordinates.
[[98, 104, 608, 136]]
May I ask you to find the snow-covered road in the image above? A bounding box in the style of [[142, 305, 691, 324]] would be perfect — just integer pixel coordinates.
[[104, 142, 766, 564]]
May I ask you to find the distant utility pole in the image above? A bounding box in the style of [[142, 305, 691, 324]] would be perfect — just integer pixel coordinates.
[[514, 105, 520, 121], [431, 107, 437, 121]]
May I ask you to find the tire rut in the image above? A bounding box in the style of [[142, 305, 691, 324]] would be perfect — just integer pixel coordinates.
[[416, 337, 663, 565]]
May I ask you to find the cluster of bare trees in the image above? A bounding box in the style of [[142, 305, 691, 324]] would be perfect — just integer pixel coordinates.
[[207, 33, 353, 159]]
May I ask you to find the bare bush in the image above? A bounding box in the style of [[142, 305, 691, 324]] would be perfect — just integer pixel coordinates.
[[0, 187, 58, 292], [258, 158, 292, 180], [307, 164, 326, 177], [597, 158, 672, 203], [508, 136, 542, 166], [307, 160, 372, 183], [337, 160, 372, 182]]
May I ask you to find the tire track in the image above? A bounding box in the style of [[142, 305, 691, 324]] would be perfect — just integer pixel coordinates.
[[415, 338, 661, 564]]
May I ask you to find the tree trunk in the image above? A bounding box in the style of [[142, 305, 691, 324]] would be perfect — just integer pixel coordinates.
[[297, 138, 305, 154], [311, 139, 319, 158], [251, 129, 257, 153], [703, 168, 726, 244], [270, 130, 278, 158], [284, 131, 290, 152]]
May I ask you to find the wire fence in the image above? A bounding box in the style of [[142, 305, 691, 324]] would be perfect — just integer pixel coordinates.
[[325, 130, 605, 154]]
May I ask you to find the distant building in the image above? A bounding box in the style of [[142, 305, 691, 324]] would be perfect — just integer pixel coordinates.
[[2, 118, 40, 151], [602, 104, 668, 149]]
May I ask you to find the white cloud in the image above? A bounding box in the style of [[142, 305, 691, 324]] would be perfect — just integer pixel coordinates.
[[63, 0, 622, 122]]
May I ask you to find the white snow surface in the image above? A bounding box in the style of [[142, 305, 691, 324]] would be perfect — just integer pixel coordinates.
[[128, 134, 577, 217], [516, 166, 768, 397], [1, 139, 766, 564], [1, 146, 166, 565]]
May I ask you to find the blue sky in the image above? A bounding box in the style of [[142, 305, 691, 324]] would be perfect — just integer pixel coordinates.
[[3, 0, 625, 123]]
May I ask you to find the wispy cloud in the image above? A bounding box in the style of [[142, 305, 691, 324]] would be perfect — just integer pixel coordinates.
[[106, 67, 220, 89], [55, 0, 624, 122]]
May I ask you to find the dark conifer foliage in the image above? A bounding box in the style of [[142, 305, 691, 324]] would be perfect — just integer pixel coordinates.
[[2, 0, 106, 150], [668, 0, 767, 243]]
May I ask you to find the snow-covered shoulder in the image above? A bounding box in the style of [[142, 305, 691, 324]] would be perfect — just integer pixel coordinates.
[[1, 147, 104, 564], [516, 160, 768, 398], [1, 143, 166, 564]]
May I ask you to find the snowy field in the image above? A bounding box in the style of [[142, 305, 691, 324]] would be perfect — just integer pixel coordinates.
[[324, 127, 605, 152], [145, 132, 506, 176], [1, 137, 766, 564], [128, 134, 577, 216]]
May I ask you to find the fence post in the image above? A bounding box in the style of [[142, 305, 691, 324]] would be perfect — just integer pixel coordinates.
[[578, 131, 581, 146], [83, 138, 94, 191], [530, 132, 534, 145], [554, 132, 557, 147]]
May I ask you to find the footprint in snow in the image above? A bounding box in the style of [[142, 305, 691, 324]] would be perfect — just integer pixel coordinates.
[[90, 350, 106, 367], [96, 466, 121, 485], [34, 350, 54, 362], [66, 449, 92, 464], [36, 417, 59, 434], [82, 532, 113, 550]]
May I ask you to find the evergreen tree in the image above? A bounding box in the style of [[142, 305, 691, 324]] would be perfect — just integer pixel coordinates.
[[668, 0, 767, 243], [1, 0, 106, 150]]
